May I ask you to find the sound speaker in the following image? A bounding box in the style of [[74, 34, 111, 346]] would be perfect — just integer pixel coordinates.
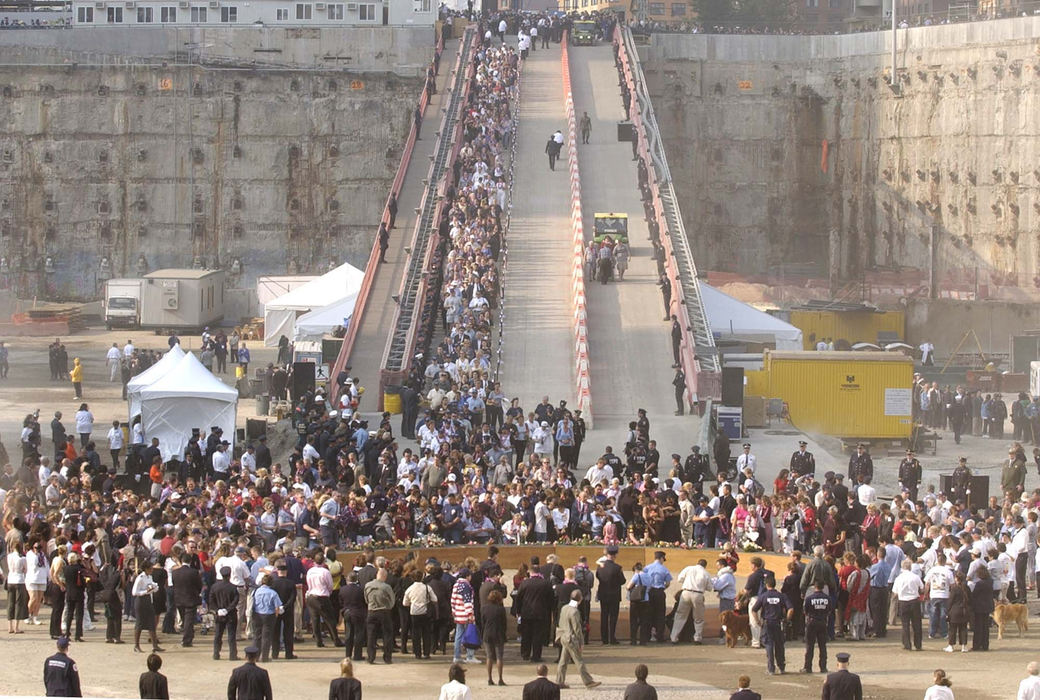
[[617, 121, 635, 142], [291, 361, 315, 402], [721, 367, 744, 406]]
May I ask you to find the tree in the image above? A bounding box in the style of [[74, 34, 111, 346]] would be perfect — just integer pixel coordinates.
[[692, 0, 733, 25]]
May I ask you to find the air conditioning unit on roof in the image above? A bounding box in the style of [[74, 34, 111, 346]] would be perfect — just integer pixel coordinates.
[[315, 2, 326, 8], [346, 2, 357, 9], [95, 2, 105, 8], [178, 1, 189, 7], [208, 0, 218, 7], [125, 1, 135, 7]]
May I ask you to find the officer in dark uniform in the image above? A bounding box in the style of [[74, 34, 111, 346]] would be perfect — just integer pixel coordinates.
[[227, 645, 273, 700], [951, 457, 973, 507], [897, 449, 922, 503], [821, 652, 863, 700], [847, 443, 873, 484], [43, 637, 81, 698], [790, 441, 816, 477], [673, 367, 686, 416], [751, 575, 791, 675], [636, 408, 650, 442], [209, 566, 240, 661], [684, 445, 710, 495], [269, 563, 298, 660], [801, 580, 832, 674]]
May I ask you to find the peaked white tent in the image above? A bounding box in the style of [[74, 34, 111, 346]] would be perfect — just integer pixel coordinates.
[[126, 344, 186, 421], [700, 282, 803, 351], [139, 352, 238, 460], [263, 262, 365, 347]]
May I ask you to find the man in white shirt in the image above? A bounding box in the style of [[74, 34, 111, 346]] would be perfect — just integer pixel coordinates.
[[105, 343, 122, 382], [123, 339, 135, 357], [857, 480, 877, 507], [892, 559, 924, 651], [240, 445, 257, 474], [534, 499, 551, 542], [584, 459, 613, 487], [37, 457, 52, 487], [216, 545, 252, 635], [106, 420, 124, 470], [1017, 661, 1040, 700], [551, 503, 570, 540], [735, 443, 756, 475], [211, 442, 231, 478], [925, 554, 953, 639], [671, 559, 713, 643]]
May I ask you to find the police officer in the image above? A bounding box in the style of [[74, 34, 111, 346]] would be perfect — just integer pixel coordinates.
[[802, 580, 832, 674], [897, 449, 922, 503], [227, 645, 273, 700], [673, 367, 686, 416], [43, 637, 81, 698], [752, 574, 791, 675], [684, 445, 710, 495], [951, 457, 972, 507], [821, 652, 863, 700], [790, 441, 815, 477], [847, 443, 873, 484]]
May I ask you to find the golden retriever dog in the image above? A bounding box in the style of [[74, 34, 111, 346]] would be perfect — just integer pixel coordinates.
[[994, 602, 1028, 640], [720, 610, 752, 648]]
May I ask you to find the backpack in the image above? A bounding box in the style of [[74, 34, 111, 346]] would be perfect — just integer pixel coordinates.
[[751, 479, 766, 500], [574, 566, 593, 596]]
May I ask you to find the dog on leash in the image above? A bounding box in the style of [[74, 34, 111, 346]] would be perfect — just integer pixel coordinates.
[[720, 610, 752, 648], [994, 602, 1028, 639]]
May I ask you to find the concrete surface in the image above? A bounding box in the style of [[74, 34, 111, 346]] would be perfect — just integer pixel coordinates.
[[498, 44, 578, 413]]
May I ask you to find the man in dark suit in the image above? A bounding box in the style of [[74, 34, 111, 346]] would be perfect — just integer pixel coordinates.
[[821, 652, 863, 700], [172, 556, 203, 647], [624, 664, 658, 700], [729, 674, 762, 700], [522, 664, 560, 700], [269, 564, 298, 660], [227, 646, 273, 700], [209, 566, 240, 661], [516, 556, 554, 662], [595, 545, 625, 644]]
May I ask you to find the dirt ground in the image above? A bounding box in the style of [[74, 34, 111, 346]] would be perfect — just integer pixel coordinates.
[[2, 607, 1038, 699]]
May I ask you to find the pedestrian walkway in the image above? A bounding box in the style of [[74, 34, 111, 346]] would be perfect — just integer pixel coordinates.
[[499, 44, 577, 411]]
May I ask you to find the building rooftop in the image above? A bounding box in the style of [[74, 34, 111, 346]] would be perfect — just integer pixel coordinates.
[[143, 268, 223, 280]]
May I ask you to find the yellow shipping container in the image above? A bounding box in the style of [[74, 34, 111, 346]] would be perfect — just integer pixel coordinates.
[[789, 310, 905, 350], [760, 350, 913, 439]]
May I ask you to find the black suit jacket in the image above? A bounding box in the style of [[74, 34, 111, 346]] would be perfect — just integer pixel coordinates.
[[522, 677, 560, 700], [517, 576, 554, 621], [209, 579, 239, 614], [227, 662, 273, 700], [821, 670, 862, 700], [139, 670, 170, 700], [595, 560, 625, 603], [728, 690, 762, 700], [270, 576, 297, 612], [328, 677, 362, 700], [171, 565, 203, 608]]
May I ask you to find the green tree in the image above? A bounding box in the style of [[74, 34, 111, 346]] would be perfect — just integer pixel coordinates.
[[692, 0, 733, 25]]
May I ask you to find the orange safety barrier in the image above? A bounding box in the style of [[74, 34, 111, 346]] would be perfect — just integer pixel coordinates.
[[561, 36, 593, 429]]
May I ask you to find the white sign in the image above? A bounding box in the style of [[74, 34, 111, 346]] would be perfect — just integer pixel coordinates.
[[315, 363, 330, 383], [884, 388, 912, 416]]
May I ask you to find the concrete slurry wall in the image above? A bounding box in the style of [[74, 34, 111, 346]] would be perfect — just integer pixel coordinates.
[[639, 17, 1040, 287], [0, 29, 429, 311]]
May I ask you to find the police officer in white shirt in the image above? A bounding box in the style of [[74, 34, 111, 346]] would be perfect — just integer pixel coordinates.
[[735, 443, 756, 475]]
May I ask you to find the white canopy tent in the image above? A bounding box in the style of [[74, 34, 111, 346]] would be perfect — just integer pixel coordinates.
[[263, 262, 365, 347], [139, 352, 238, 460], [700, 282, 803, 351], [126, 343, 186, 421]]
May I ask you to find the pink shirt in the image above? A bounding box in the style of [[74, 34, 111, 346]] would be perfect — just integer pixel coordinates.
[[306, 565, 333, 598]]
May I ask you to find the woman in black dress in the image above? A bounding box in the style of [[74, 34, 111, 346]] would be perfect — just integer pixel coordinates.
[[970, 566, 995, 651], [480, 589, 507, 686], [132, 559, 164, 653]]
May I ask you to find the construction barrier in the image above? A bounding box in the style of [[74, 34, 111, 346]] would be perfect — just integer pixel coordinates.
[[561, 36, 593, 429]]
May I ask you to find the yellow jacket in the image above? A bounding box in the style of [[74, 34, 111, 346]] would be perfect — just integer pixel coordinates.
[[70, 359, 83, 383]]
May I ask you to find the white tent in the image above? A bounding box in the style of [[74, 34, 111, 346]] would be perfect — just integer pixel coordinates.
[[263, 262, 365, 347], [294, 291, 360, 342], [139, 352, 238, 460], [256, 275, 318, 309], [126, 344, 186, 421], [700, 282, 803, 351]]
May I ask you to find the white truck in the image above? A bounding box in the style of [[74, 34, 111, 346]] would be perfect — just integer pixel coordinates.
[[103, 278, 143, 329]]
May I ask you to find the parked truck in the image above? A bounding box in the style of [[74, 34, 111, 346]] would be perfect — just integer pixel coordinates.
[[103, 278, 143, 329]]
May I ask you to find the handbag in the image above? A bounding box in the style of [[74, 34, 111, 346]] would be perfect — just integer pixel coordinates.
[[628, 573, 647, 602], [461, 621, 481, 649]]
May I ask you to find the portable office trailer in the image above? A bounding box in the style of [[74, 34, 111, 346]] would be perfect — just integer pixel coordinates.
[[140, 269, 226, 331], [744, 350, 914, 439]]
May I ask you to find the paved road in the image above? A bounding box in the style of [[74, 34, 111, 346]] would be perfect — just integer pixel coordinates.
[[568, 43, 702, 462]]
